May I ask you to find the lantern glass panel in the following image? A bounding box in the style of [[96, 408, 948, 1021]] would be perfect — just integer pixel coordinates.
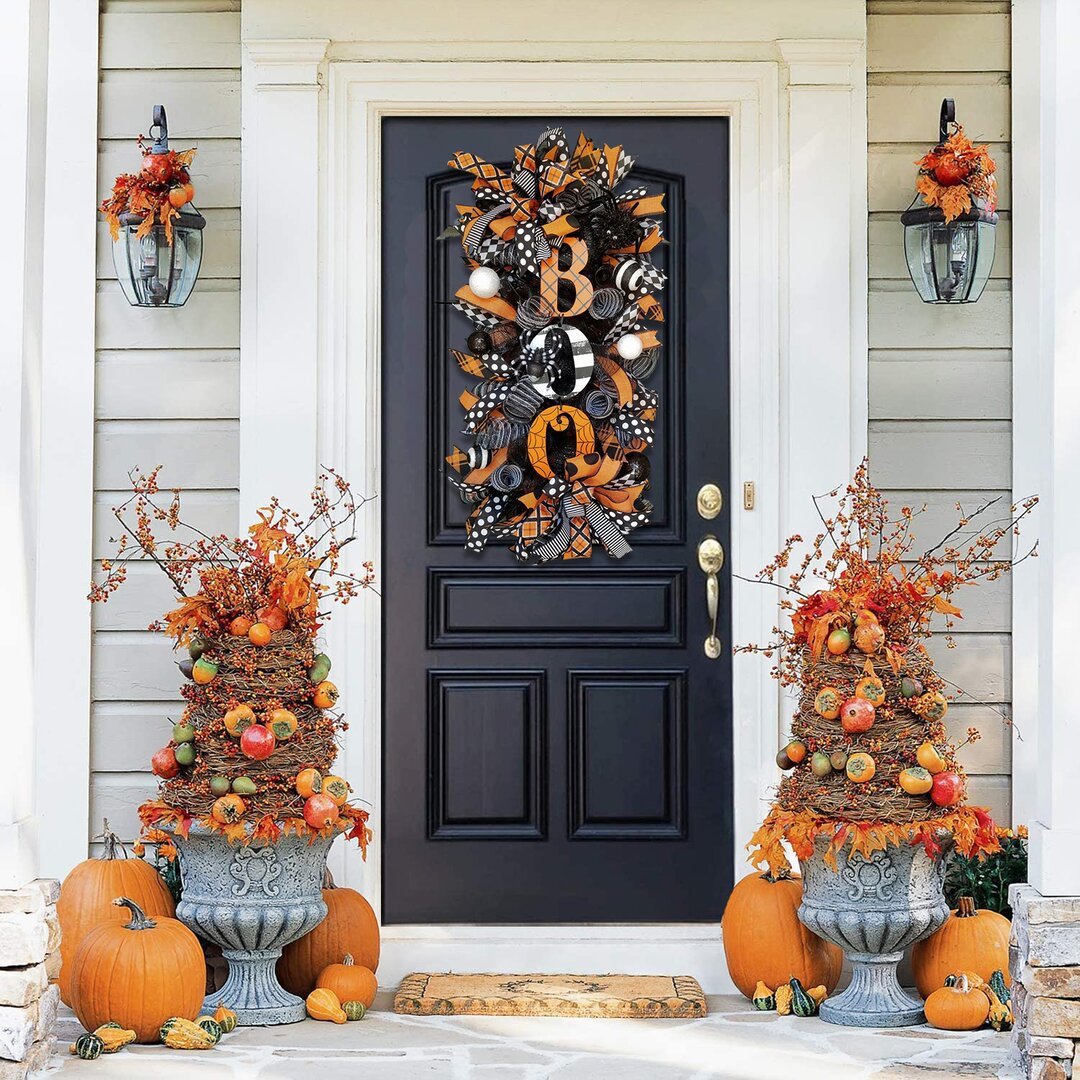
[[903, 216, 995, 304], [111, 208, 205, 308]]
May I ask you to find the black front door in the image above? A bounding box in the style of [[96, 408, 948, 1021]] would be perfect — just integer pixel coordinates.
[[382, 116, 731, 923]]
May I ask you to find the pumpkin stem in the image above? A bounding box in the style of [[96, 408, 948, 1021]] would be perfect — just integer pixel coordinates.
[[343, 954, 354, 966], [112, 896, 157, 931], [956, 896, 977, 918], [323, 868, 337, 890], [95, 819, 128, 860]]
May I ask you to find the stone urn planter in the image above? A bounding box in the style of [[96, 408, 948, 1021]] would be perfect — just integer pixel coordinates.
[[798, 836, 950, 1027], [172, 825, 334, 1025]]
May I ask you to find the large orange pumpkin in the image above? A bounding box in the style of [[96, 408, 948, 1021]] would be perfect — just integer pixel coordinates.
[[721, 869, 843, 1000], [277, 873, 380, 997], [316, 954, 378, 1008], [69, 897, 205, 1043], [912, 896, 1011, 999], [57, 821, 176, 1005]]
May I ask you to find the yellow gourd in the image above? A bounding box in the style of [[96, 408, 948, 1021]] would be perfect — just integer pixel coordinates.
[[159, 1016, 216, 1050], [774, 983, 794, 1015], [92, 1024, 136, 1053], [306, 987, 347, 1024], [808, 985, 828, 1007]]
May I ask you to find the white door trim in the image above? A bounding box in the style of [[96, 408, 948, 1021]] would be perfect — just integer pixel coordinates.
[[241, 48, 867, 991]]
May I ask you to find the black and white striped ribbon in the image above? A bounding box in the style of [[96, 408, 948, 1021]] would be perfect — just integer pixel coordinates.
[[463, 202, 511, 259]]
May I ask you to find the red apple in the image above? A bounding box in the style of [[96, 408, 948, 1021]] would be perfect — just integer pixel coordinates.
[[931, 771, 964, 807], [240, 724, 276, 761], [151, 746, 180, 778], [303, 793, 340, 830], [840, 696, 876, 734]]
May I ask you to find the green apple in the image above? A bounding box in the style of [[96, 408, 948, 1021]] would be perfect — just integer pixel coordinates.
[[209, 776, 231, 797], [174, 742, 196, 767]]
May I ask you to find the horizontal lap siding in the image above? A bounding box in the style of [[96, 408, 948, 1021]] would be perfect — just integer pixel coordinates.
[[91, 2, 241, 844], [867, 0, 1013, 824]]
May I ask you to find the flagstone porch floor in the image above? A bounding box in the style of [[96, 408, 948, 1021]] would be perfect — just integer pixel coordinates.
[[48, 995, 1018, 1079]]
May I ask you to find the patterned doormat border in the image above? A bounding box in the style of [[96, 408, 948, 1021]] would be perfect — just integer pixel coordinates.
[[393, 972, 707, 1018]]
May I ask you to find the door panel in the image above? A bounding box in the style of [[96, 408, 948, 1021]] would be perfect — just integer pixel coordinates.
[[382, 116, 731, 923]]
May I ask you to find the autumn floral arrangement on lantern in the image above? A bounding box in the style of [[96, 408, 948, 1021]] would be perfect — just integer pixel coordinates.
[[741, 462, 1036, 873], [89, 468, 375, 850], [914, 123, 997, 224], [99, 136, 197, 243]]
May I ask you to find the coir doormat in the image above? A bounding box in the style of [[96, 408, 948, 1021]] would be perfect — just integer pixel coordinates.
[[393, 972, 706, 1018]]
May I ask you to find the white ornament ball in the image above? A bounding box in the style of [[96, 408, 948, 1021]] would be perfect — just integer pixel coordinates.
[[616, 333, 644, 361], [469, 267, 501, 299]]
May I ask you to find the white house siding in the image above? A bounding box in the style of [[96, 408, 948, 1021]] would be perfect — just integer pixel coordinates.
[[867, 0, 1012, 821], [91, 0, 241, 843], [86, 0, 1013, 845]]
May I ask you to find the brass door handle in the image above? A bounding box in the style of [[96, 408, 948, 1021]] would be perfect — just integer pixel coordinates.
[[697, 535, 724, 659]]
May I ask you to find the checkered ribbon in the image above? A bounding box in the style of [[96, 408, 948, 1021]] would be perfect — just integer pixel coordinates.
[[602, 303, 644, 344], [453, 297, 502, 330]]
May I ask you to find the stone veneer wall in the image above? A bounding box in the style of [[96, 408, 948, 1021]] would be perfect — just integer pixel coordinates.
[[1011, 883, 1080, 1079], [0, 881, 60, 1079]]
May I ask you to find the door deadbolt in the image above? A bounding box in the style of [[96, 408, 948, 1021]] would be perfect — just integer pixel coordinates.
[[696, 483, 723, 520]]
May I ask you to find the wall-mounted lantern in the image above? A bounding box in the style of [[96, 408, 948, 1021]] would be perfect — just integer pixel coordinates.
[[104, 106, 205, 308], [901, 99, 997, 304]]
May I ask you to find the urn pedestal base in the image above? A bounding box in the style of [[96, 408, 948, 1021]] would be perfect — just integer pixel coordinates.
[[819, 952, 925, 1028], [799, 837, 950, 1028], [172, 826, 334, 1027], [203, 949, 307, 1026]]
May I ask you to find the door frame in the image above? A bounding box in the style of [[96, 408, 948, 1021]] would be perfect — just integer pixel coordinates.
[[240, 48, 867, 990]]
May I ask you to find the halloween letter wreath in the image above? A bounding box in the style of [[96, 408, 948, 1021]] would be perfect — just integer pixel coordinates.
[[443, 127, 665, 562]]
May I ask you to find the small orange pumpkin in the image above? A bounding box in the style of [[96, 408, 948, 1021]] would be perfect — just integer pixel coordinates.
[[57, 822, 176, 1006], [316, 954, 378, 1009], [912, 897, 1011, 999], [69, 898, 204, 1043], [720, 869, 842, 1000], [278, 872, 381, 997], [924, 973, 990, 1031]]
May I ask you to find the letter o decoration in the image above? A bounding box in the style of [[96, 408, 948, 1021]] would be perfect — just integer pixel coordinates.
[[527, 406, 596, 479]]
